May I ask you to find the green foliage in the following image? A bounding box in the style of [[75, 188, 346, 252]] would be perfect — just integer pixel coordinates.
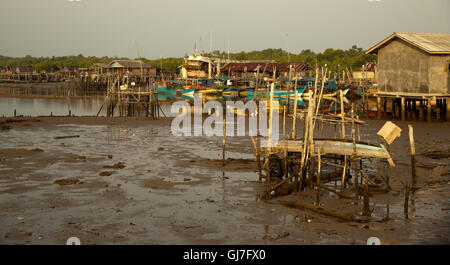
[[207, 45, 376, 71], [143, 57, 184, 74], [0, 45, 376, 74]]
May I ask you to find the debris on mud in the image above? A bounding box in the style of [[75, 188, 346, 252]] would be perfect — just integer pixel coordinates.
[[54, 178, 80, 185], [420, 148, 450, 159], [103, 162, 126, 169], [99, 171, 114, 176], [54, 135, 80, 139]]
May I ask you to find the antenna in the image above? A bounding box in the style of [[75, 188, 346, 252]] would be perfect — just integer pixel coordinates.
[[286, 33, 290, 63], [194, 37, 202, 56], [135, 40, 143, 79], [227, 39, 230, 61], [209, 30, 213, 55]]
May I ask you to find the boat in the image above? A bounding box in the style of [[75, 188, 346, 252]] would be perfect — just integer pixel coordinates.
[[222, 86, 241, 97], [157, 87, 177, 94], [196, 86, 225, 95], [181, 88, 196, 96]]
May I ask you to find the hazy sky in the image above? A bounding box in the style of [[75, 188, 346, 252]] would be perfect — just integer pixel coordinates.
[[0, 0, 449, 58]]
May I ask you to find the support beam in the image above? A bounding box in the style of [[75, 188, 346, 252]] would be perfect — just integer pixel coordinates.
[[377, 96, 382, 119], [427, 98, 432, 122], [401, 97, 405, 121], [446, 99, 450, 122]]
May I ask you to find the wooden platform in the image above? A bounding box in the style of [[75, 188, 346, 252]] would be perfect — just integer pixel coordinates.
[[263, 139, 394, 166]]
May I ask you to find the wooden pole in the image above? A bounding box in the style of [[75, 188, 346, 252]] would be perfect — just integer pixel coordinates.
[[427, 98, 432, 122], [250, 135, 262, 182], [316, 151, 321, 205], [377, 96, 382, 119], [362, 173, 370, 216], [404, 182, 410, 219], [408, 125, 417, 188], [446, 98, 450, 122], [285, 201, 355, 221], [340, 90, 345, 139], [401, 97, 405, 121], [222, 114, 226, 166], [291, 85, 299, 139]]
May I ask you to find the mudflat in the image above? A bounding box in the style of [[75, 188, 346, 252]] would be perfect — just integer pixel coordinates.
[[0, 116, 449, 244]]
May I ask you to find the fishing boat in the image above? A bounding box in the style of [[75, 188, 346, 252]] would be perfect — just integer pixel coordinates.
[[243, 86, 307, 97], [222, 86, 241, 97], [181, 88, 196, 96], [195, 86, 223, 95], [157, 87, 177, 94]]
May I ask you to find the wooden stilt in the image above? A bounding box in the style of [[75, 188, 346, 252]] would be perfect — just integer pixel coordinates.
[[377, 96, 382, 119], [404, 182, 410, 219], [408, 125, 417, 188], [401, 97, 405, 121]]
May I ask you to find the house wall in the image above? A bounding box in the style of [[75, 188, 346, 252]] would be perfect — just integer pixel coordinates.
[[352, 71, 375, 79], [377, 39, 430, 93], [429, 55, 450, 93]]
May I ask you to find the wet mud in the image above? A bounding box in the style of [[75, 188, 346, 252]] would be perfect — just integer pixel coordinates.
[[0, 116, 449, 245]]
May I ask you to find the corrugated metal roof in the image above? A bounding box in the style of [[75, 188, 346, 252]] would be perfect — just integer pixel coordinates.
[[221, 62, 310, 72], [366, 32, 450, 55], [110, 60, 152, 69]]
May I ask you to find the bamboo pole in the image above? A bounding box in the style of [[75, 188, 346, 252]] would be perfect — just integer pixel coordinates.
[[408, 125, 417, 188], [362, 173, 371, 216], [250, 135, 262, 182], [316, 151, 321, 205], [340, 89, 345, 139], [291, 87, 299, 139], [285, 201, 355, 221], [222, 113, 226, 167], [404, 182, 410, 219]]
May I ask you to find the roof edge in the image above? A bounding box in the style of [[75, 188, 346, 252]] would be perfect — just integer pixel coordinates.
[[366, 32, 450, 55]]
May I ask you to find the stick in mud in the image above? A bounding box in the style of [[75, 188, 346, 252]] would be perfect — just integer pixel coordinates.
[[408, 125, 417, 188], [284, 200, 355, 222], [54, 135, 80, 139], [316, 151, 321, 205], [222, 114, 226, 167], [363, 173, 371, 216], [404, 182, 410, 219], [250, 135, 262, 182]]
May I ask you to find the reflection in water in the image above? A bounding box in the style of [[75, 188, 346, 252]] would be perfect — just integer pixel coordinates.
[[1, 92, 375, 118], [0, 96, 106, 117]]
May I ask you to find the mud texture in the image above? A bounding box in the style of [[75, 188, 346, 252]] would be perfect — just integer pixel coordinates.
[[0, 116, 449, 245]]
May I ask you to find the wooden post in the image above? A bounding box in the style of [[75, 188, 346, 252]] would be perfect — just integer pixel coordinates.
[[362, 173, 371, 216], [250, 135, 262, 182], [446, 98, 450, 122], [222, 114, 226, 167], [419, 105, 424, 121], [409, 125, 417, 188], [340, 90, 345, 139], [266, 83, 275, 199], [404, 182, 410, 219], [316, 151, 321, 205], [401, 97, 405, 121], [427, 98, 432, 122], [291, 88, 299, 139], [436, 104, 441, 121], [377, 96, 382, 119], [14, 109, 16, 117]]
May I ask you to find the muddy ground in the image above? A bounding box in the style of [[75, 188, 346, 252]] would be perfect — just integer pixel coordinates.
[[0, 116, 449, 244]]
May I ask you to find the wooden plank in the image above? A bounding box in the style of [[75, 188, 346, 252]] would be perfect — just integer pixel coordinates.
[[265, 139, 393, 160]]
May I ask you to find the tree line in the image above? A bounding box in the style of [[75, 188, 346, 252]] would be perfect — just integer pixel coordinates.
[[0, 45, 375, 74]]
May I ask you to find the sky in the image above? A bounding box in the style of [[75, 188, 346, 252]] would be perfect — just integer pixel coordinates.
[[0, 0, 449, 59]]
